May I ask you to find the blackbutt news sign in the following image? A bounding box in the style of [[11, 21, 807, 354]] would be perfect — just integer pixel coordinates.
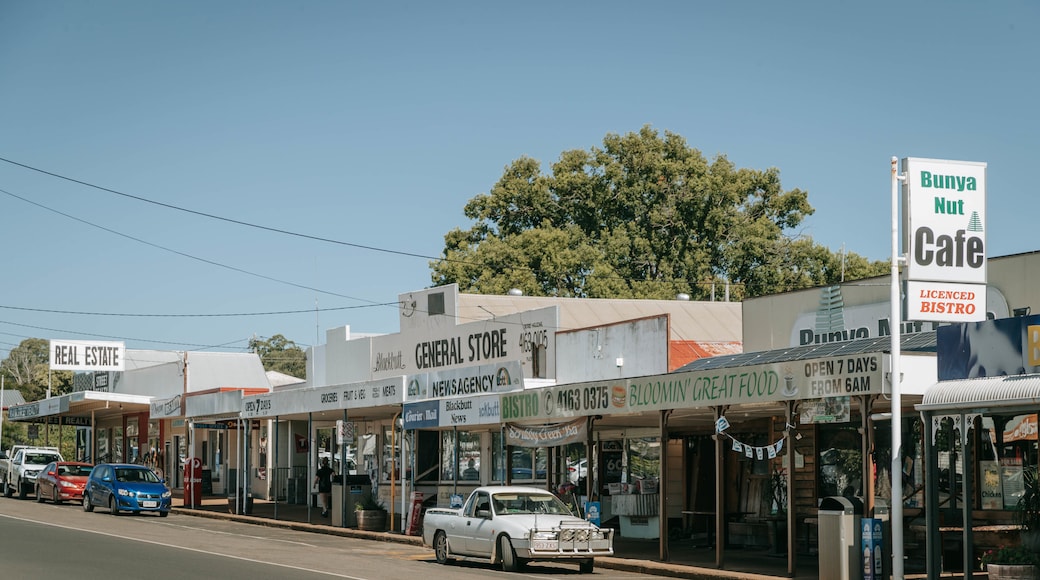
[[903, 157, 987, 322]]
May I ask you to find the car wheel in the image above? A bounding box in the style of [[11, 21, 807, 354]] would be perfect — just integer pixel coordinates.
[[499, 535, 522, 572], [17, 481, 27, 500], [36, 486, 45, 503], [433, 531, 452, 564], [109, 496, 120, 516], [53, 488, 62, 505], [2, 482, 10, 498], [159, 510, 169, 518], [579, 559, 595, 574], [82, 495, 94, 512]]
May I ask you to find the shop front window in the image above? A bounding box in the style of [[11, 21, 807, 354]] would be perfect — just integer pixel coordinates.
[[985, 413, 1038, 510], [625, 437, 660, 492], [126, 421, 139, 464], [491, 432, 546, 482], [818, 424, 862, 499], [441, 431, 456, 481]]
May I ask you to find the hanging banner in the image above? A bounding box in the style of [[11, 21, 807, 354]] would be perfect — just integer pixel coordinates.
[[506, 418, 587, 448]]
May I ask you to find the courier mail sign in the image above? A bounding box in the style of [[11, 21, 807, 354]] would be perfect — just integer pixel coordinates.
[[903, 157, 987, 323]]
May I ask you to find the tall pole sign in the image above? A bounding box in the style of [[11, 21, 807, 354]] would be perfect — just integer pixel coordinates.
[[889, 156, 987, 580], [903, 157, 988, 321]]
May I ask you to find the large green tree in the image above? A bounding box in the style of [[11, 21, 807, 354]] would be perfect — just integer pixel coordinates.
[[248, 334, 306, 379], [432, 126, 886, 299], [0, 338, 73, 401]]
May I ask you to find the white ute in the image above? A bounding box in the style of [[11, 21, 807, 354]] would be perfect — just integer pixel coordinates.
[[422, 486, 613, 573]]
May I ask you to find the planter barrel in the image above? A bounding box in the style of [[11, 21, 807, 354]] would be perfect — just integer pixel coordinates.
[[356, 509, 387, 532], [987, 564, 1039, 580]]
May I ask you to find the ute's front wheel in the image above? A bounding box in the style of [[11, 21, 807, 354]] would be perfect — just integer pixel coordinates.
[[499, 535, 524, 572], [579, 559, 595, 573]]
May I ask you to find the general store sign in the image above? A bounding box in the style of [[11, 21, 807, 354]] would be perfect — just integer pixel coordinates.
[[501, 353, 882, 421], [49, 339, 125, 372]]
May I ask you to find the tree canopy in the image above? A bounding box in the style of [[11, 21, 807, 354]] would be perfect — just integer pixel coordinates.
[[0, 338, 73, 401], [432, 126, 886, 299], [248, 334, 306, 379]]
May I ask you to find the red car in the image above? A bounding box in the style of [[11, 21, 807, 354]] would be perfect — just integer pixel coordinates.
[[35, 461, 93, 504]]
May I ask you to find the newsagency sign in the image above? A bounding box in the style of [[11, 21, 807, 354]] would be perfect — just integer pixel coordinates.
[[903, 157, 987, 322], [49, 339, 126, 372], [501, 354, 882, 421]]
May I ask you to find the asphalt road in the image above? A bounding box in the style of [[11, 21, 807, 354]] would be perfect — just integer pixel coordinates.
[[0, 497, 660, 580]]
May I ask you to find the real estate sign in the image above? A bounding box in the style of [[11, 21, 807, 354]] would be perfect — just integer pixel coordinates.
[[49, 339, 125, 372]]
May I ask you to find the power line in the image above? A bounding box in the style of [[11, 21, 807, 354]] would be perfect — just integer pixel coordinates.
[[0, 302, 395, 318], [0, 186, 390, 306], [0, 319, 253, 350], [0, 155, 453, 263]]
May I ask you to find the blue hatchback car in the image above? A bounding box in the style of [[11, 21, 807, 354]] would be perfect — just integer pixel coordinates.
[[82, 463, 172, 517]]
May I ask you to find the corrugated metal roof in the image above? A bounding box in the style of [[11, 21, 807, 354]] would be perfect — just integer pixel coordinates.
[[457, 293, 742, 342], [1, 389, 27, 409], [918, 374, 1040, 412], [675, 331, 936, 372]]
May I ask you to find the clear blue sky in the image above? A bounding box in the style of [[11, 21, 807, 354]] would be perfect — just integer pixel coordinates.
[[1, 1, 1036, 358]]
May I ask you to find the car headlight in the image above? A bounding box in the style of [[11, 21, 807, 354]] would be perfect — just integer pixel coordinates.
[[59, 480, 77, 488], [26, 470, 39, 477], [118, 488, 131, 496], [532, 531, 558, 540], [162, 490, 172, 498]]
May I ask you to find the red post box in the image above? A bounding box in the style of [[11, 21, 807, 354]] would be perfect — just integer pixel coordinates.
[[183, 457, 202, 508]]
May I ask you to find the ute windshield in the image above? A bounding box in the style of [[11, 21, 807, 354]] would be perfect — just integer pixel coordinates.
[[492, 492, 573, 515]]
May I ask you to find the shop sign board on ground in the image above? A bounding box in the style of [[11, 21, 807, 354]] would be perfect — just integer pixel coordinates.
[[501, 353, 882, 421], [903, 157, 987, 322]]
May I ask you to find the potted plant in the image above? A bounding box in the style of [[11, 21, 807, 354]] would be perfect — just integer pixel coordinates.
[[1017, 466, 1040, 548], [354, 493, 388, 532], [980, 545, 1039, 579]]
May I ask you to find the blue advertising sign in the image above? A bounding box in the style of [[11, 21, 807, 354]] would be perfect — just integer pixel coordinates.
[[862, 518, 883, 580], [585, 501, 601, 527], [402, 400, 439, 429]]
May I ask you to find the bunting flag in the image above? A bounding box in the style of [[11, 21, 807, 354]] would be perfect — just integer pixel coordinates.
[[714, 414, 792, 462]]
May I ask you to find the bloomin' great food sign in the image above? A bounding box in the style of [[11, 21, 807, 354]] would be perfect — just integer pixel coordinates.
[[501, 353, 882, 421]]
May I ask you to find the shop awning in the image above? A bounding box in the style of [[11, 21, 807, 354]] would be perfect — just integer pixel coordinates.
[[917, 374, 1040, 413]]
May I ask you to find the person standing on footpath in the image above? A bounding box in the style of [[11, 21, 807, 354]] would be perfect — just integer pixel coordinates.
[[315, 457, 334, 517]]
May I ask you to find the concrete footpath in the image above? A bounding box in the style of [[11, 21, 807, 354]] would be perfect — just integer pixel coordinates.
[[171, 501, 816, 580]]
